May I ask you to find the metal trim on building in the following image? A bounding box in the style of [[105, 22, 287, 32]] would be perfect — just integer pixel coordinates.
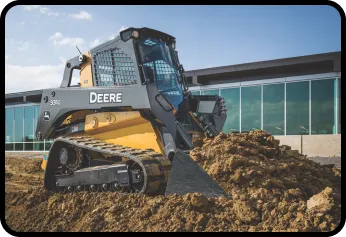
[[284, 72, 341, 83], [5, 103, 40, 109], [239, 87, 242, 133], [188, 72, 340, 91], [284, 83, 286, 136]]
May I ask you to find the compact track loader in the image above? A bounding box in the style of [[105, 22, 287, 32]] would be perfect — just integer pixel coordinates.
[[36, 27, 229, 197]]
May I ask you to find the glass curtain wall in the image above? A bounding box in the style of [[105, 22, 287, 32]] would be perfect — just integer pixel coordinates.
[[189, 77, 340, 136], [311, 79, 335, 134], [241, 86, 261, 132], [220, 88, 240, 133], [24, 106, 34, 151], [5, 108, 14, 150], [5, 105, 52, 151], [263, 84, 285, 135], [201, 89, 219, 96], [14, 107, 24, 151], [286, 81, 309, 135], [191, 91, 200, 96]]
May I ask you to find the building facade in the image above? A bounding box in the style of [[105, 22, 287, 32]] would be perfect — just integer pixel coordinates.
[[5, 91, 53, 151], [5, 51, 341, 156]]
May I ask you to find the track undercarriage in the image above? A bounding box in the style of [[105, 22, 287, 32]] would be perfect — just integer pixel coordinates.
[[46, 136, 171, 195]]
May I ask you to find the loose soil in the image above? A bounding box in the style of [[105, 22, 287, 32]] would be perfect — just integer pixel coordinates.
[[5, 130, 341, 232]]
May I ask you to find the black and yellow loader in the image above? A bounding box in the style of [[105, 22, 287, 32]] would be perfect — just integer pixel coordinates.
[[36, 27, 229, 198]]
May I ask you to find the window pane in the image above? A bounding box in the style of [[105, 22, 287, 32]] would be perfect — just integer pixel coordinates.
[[34, 106, 40, 141], [241, 86, 261, 132], [337, 78, 341, 134], [286, 82, 309, 135], [221, 88, 240, 133], [14, 107, 24, 143], [263, 84, 285, 135], [24, 106, 35, 142], [45, 141, 54, 151], [15, 143, 23, 151], [191, 91, 200, 95], [311, 79, 335, 134], [201, 89, 219, 96], [5, 108, 14, 142], [34, 142, 45, 151], [5, 143, 14, 151], [24, 143, 34, 151]]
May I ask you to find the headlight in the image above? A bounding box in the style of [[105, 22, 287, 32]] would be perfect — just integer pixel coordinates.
[[120, 28, 140, 42], [132, 30, 139, 38]]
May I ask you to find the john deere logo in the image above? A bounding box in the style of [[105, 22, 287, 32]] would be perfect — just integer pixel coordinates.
[[43, 111, 50, 121]]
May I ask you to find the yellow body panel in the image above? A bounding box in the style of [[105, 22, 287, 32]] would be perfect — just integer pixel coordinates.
[[42, 112, 165, 170], [80, 52, 94, 88], [41, 154, 48, 170], [62, 110, 94, 125], [85, 111, 164, 154], [62, 114, 73, 125]]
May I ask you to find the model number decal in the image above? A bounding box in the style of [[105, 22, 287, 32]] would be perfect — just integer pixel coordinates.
[[50, 99, 60, 106], [89, 92, 122, 104]]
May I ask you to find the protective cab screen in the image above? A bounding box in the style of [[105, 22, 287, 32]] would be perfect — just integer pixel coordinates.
[[197, 100, 216, 114]]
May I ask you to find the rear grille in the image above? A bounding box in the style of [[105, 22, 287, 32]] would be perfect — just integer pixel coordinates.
[[92, 48, 137, 87]]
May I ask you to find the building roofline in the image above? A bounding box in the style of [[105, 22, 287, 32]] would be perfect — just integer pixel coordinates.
[[5, 89, 43, 99], [184, 51, 340, 77]]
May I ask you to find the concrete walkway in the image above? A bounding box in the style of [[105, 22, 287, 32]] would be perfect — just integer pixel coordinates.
[[307, 157, 341, 168]]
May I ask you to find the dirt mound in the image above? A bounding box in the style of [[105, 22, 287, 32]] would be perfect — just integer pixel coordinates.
[[5, 131, 341, 232], [5, 187, 340, 232], [5, 157, 44, 193], [191, 130, 340, 197], [189, 130, 341, 231], [5, 156, 43, 175], [6, 189, 230, 232]]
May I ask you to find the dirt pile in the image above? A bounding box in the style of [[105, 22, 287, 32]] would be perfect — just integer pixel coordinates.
[[5, 156, 44, 193], [6, 156, 43, 175], [5, 130, 341, 232], [6, 189, 228, 232], [190, 130, 341, 231], [191, 130, 340, 196]]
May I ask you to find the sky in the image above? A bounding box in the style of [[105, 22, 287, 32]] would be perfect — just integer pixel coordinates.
[[4, 5, 341, 93]]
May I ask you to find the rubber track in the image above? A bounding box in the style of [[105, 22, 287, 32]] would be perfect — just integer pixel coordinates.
[[55, 135, 172, 195]]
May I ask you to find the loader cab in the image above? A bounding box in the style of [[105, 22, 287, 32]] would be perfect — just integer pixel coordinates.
[[119, 27, 186, 110], [137, 37, 184, 109]]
